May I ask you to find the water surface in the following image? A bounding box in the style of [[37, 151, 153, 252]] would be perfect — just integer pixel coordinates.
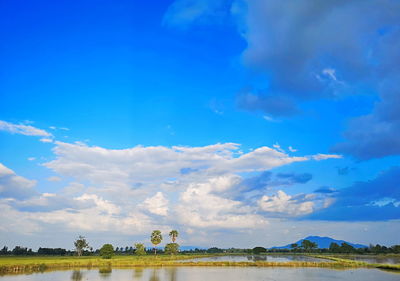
[[1, 267, 399, 281], [181, 254, 332, 263], [338, 255, 400, 264]]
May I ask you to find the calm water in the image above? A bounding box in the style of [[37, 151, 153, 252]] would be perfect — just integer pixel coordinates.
[[1, 267, 399, 281], [181, 254, 332, 263], [340, 255, 400, 264]]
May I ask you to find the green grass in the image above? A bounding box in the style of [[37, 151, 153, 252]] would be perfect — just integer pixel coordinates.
[[1, 254, 399, 275]]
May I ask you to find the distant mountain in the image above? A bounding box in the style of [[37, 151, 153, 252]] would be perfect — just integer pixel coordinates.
[[272, 236, 367, 249], [180, 245, 205, 251]]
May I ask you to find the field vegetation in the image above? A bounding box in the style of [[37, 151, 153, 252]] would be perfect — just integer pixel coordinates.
[[1, 230, 399, 275]]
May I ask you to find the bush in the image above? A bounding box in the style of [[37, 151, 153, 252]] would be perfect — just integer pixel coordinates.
[[165, 243, 179, 255], [100, 244, 114, 259]]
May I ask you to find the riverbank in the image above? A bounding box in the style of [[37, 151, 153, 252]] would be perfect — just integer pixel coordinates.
[[0, 254, 399, 275]]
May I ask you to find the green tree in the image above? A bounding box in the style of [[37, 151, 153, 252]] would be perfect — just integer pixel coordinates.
[[169, 230, 179, 243], [74, 235, 89, 256], [290, 243, 298, 252], [151, 230, 162, 255], [165, 243, 179, 255], [100, 244, 114, 259], [301, 240, 317, 252], [207, 247, 223, 253], [340, 242, 355, 254], [135, 243, 146, 255], [391, 245, 400, 254], [329, 242, 340, 253], [252, 247, 267, 254]]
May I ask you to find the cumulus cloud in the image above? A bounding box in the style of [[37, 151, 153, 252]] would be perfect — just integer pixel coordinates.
[[0, 140, 341, 242], [9, 192, 93, 213], [176, 175, 268, 228], [0, 120, 52, 137], [141, 192, 169, 216], [43, 141, 324, 188], [237, 171, 313, 201], [36, 141, 340, 230], [0, 163, 37, 199], [258, 190, 315, 217]]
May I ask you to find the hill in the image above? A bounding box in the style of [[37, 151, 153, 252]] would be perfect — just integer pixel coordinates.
[[271, 236, 367, 249]]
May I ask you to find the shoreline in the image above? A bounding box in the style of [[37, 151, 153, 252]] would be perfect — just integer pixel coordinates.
[[1, 254, 399, 275]]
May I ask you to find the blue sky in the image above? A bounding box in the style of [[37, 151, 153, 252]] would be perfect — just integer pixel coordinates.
[[0, 0, 399, 249]]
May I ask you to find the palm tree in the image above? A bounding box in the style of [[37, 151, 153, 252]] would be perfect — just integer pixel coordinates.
[[169, 230, 179, 243], [151, 230, 162, 255]]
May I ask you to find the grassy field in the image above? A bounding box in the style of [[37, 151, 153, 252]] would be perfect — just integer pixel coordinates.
[[1, 254, 399, 275]]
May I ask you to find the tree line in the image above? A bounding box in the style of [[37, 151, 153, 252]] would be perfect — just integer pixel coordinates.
[[1, 237, 399, 256]]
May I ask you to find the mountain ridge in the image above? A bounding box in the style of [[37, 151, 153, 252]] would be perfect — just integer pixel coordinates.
[[271, 236, 367, 249]]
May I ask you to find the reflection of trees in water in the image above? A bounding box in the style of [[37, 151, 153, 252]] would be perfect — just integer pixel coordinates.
[[247, 255, 267, 261], [71, 270, 83, 281], [133, 268, 144, 279], [149, 269, 160, 281], [99, 267, 112, 279], [167, 267, 177, 281]]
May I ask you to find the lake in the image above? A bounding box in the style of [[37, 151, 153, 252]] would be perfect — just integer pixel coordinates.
[[180, 254, 333, 263], [1, 267, 399, 281]]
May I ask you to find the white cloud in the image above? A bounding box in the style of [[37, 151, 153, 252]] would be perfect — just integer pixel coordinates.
[[61, 182, 85, 195], [258, 190, 314, 216], [322, 68, 338, 82], [43, 141, 317, 187], [9, 195, 154, 234], [312, 154, 342, 161], [0, 163, 37, 199], [75, 193, 121, 215], [0, 139, 343, 247], [141, 192, 169, 216], [27, 157, 36, 161], [175, 175, 268, 229], [0, 120, 52, 137], [36, 141, 340, 231], [40, 138, 53, 143], [263, 115, 277, 122], [49, 126, 69, 131]]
